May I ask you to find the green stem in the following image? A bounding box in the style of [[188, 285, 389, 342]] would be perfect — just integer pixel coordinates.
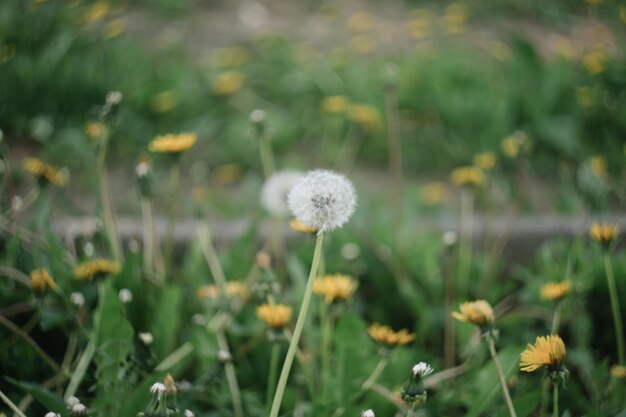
[[320, 301, 332, 403], [216, 328, 244, 417], [164, 160, 181, 275], [266, 343, 281, 416], [550, 302, 562, 335], [97, 134, 122, 260], [0, 389, 27, 417], [361, 356, 389, 392], [487, 335, 518, 417], [155, 342, 193, 372], [259, 138, 275, 178], [552, 383, 558, 417], [458, 188, 474, 298], [141, 197, 155, 276], [604, 253, 625, 365], [269, 232, 325, 417]]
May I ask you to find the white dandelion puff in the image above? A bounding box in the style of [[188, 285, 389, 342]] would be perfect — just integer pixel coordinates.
[[45, 412, 61, 417], [118, 288, 133, 304], [287, 169, 356, 233], [70, 403, 87, 416], [150, 382, 166, 397], [184, 410, 195, 417], [412, 362, 434, 377], [362, 410, 375, 417], [260, 170, 304, 216], [139, 332, 154, 345]]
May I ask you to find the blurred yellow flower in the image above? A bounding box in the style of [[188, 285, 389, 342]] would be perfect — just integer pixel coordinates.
[[585, 0, 602, 6], [349, 35, 376, 55], [164, 373, 177, 394], [367, 323, 415, 347], [421, 182, 448, 205], [212, 71, 245, 95], [149, 132, 197, 154], [103, 18, 127, 40], [84, 1, 109, 24], [552, 36, 576, 60], [450, 166, 485, 187], [611, 364, 626, 379], [406, 10, 431, 40], [215, 47, 249, 68], [31, 268, 58, 293], [348, 104, 382, 133], [85, 121, 108, 140], [620, 6, 626, 24], [501, 131, 531, 158], [590, 156, 607, 177], [589, 222, 618, 246], [452, 300, 494, 326], [473, 152, 496, 171], [520, 335, 566, 372], [348, 12, 374, 32], [211, 163, 243, 186], [151, 90, 178, 113], [23, 157, 68, 187], [256, 304, 293, 329], [74, 259, 121, 280], [321, 95, 350, 113], [443, 3, 469, 34], [197, 281, 248, 300], [583, 51, 605, 75], [540, 281, 572, 301], [313, 274, 358, 304], [289, 219, 317, 234]]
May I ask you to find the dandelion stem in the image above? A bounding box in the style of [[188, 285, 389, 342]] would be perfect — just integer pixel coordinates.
[[361, 355, 389, 392], [163, 160, 181, 275], [216, 328, 244, 417], [552, 383, 559, 417], [603, 252, 625, 365], [0, 265, 31, 287], [141, 197, 155, 277], [487, 334, 518, 417], [259, 137, 275, 178], [0, 389, 27, 417], [266, 342, 281, 416], [458, 187, 474, 297], [96, 134, 122, 261], [269, 232, 325, 417], [550, 302, 562, 335]]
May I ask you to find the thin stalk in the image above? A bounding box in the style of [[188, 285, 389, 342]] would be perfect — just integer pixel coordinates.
[[552, 383, 559, 417], [155, 342, 194, 372], [0, 389, 27, 417], [361, 356, 389, 392], [487, 335, 518, 417], [458, 187, 474, 298], [96, 136, 121, 260], [444, 248, 456, 371], [266, 343, 281, 416], [259, 138, 275, 178], [550, 302, 562, 335], [320, 301, 332, 403], [269, 232, 325, 417], [383, 81, 403, 248], [141, 197, 154, 276], [0, 265, 31, 287], [604, 253, 624, 365], [0, 314, 63, 375], [198, 226, 228, 293], [216, 328, 244, 417], [163, 160, 181, 275]]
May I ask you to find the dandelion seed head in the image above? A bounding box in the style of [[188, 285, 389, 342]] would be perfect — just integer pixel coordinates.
[[362, 410, 375, 417], [150, 382, 166, 397], [412, 362, 434, 377], [139, 332, 154, 345], [184, 410, 195, 417], [249, 109, 266, 123], [70, 403, 87, 416], [287, 170, 356, 233], [70, 292, 85, 307], [118, 288, 133, 304], [260, 170, 304, 216]]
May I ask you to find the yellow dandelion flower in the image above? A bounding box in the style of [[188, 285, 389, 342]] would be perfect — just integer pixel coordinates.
[[520, 335, 566, 372], [590, 156, 606, 177], [452, 300, 494, 326], [501, 131, 531, 158], [151, 90, 178, 113], [450, 166, 485, 187], [85, 121, 108, 140], [406, 13, 431, 40], [313, 274, 358, 304], [197, 282, 248, 300], [552, 36, 576, 60], [30, 268, 58, 293], [421, 182, 448, 206], [211, 163, 243, 187], [23, 157, 68, 187], [289, 219, 317, 234], [348, 104, 382, 133], [84, 1, 109, 24], [73, 259, 121, 280], [256, 304, 293, 329], [164, 373, 177, 394], [148, 132, 197, 154], [321, 95, 350, 114], [589, 222, 618, 246], [216, 47, 249, 68], [443, 3, 469, 34], [473, 152, 496, 171], [348, 12, 374, 32], [103, 18, 127, 40], [583, 51, 605, 75], [611, 364, 626, 379], [540, 281, 572, 301], [212, 71, 245, 95], [367, 323, 415, 347]]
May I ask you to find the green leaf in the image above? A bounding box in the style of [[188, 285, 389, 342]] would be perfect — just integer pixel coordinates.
[[149, 285, 183, 360], [5, 377, 68, 416]]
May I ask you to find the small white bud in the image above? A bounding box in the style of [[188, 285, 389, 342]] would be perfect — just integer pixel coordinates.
[[412, 362, 434, 377], [340, 242, 360, 260], [362, 410, 375, 417], [127, 238, 140, 253], [106, 91, 123, 106], [135, 160, 150, 178], [139, 332, 154, 345], [83, 242, 95, 257], [183, 410, 195, 417], [217, 350, 232, 362], [70, 292, 85, 307], [249, 109, 266, 123], [70, 403, 87, 416], [66, 396, 81, 407], [11, 195, 23, 212], [118, 288, 133, 304], [150, 382, 166, 398], [44, 412, 60, 417], [192, 314, 206, 325], [442, 231, 458, 247]]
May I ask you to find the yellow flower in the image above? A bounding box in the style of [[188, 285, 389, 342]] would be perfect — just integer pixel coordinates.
[[256, 303, 293, 329], [215, 47, 249, 68], [590, 156, 606, 177], [321, 95, 350, 114], [406, 10, 431, 40], [73, 259, 121, 280], [421, 182, 448, 206], [367, 323, 415, 346], [589, 222, 618, 246], [23, 158, 68, 187], [103, 18, 127, 40], [348, 12, 374, 32], [148, 133, 197, 154], [473, 152, 496, 171], [30, 268, 58, 293], [211, 163, 243, 187], [212, 71, 245, 95], [84, 1, 109, 24], [501, 131, 531, 158], [313, 274, 358, 304], [583, 51, 605, 75], [85, 121, 108, 140], [611, 364, 626, 379], [164, 373, 177, 393], [520, 335, 566, 372], [540, 281, 572, 301], [348, 104, 382, 133], [196, 282, 248, 300], [450, 166, 485, 187], [452, 300, 494, 326], [151, 90, 178, 113], [289, 219, 317, 234], [443, 3, 469, 34]]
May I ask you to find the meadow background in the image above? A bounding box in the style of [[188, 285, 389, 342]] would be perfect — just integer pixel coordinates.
[[1, 0, 625, 416]]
